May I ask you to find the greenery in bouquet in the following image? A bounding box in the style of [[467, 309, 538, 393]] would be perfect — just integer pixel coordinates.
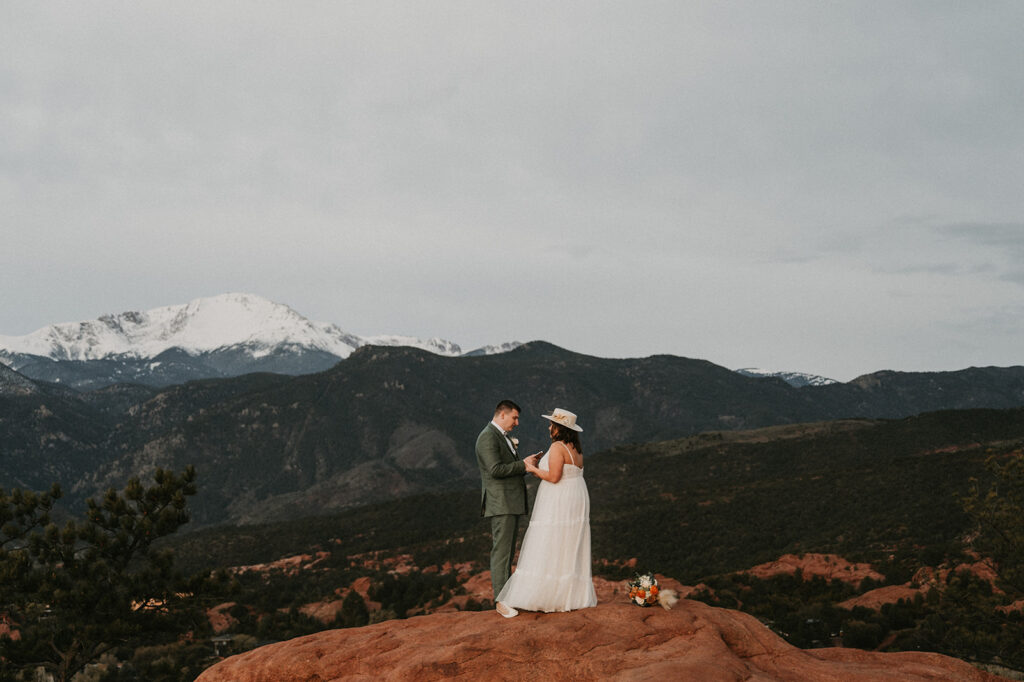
[[627, 572, 678, 610]]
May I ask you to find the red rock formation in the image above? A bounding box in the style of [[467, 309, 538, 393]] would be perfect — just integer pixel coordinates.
[[207, 603, 240, 634], [348, 576, 374, 600], [840, 560, 1007, 612], [457, 570, 493, 601], [915, 561, 1001, 592], [0, 615, 20, 641], [838, 585, 924, 611], [746, 553, 885, 586], [295, 576, 382, 624], [196, 597, 1006, 682], [298, 598, 345, 624], [998, 599, 1024, 615], [348, 550, 416, 574], [230, 552, 330, 577]]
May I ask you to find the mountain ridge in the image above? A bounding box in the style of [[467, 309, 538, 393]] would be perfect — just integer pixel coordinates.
[[2, 293, 903, 392], [4, 342, 1023, 528]]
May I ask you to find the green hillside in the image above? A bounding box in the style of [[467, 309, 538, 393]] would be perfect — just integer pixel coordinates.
[[173, 407, 1024, 581]]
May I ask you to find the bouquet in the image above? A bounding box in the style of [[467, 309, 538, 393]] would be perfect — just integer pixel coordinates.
[[627, 572, 678, 610]]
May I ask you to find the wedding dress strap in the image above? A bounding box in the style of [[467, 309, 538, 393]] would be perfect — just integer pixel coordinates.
[[562, 442, 577, 467]]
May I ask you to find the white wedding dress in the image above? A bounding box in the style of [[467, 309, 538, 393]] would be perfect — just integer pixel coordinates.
[[496, 446, 598, 612]]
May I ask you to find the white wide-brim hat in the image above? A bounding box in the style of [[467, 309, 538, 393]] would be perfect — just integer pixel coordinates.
[[541, 408, 583, 432]]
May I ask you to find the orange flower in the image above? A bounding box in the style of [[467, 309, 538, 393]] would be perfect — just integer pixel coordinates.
[[636, 589, 646, 599], [650, 585, 659, 595]]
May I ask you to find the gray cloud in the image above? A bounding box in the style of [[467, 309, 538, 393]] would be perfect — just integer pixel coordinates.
[[940, 223, 1024, 245], [932, 223, 1024, 285], [2, 2, 1023, 382]]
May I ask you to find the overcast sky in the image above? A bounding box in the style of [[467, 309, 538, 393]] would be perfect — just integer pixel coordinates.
[[3, 2, 1022, 382]]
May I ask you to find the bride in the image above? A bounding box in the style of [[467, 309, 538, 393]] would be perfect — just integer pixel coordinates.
[[495, 408, 598, 617]]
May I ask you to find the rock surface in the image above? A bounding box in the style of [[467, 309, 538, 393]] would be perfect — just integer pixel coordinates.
[[838, 560, 1009, 612], [196, 597, 1006, 681], [746, 553, 885, 586], [838, 584, 924, 611]]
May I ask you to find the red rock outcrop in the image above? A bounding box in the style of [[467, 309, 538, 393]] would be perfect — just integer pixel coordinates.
[[296, 576, 382, 624], [0, 616, 20, 641], [298, 598, 346, 624], [838, 585, 925, 611], [840, 560, 1008, 612], [207, 602, 240, 634], [915, 561, 1001, 592], [196, 597, 1006, 681], [998, 599, 1024, 615], [230, 552, 330, 577], [746, 553, 885, 586]]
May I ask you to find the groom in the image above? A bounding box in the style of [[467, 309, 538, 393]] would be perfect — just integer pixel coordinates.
[[476, 399, 532, 617]]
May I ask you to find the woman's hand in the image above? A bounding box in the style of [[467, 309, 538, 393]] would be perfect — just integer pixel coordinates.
[[530, 446, 565, 484], [523, 453, 542, 475]]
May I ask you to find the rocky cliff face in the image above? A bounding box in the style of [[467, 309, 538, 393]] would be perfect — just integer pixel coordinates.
[[196, 593, 1006, 682]]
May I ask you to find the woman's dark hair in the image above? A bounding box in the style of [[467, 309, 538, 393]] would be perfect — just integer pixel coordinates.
[[549, 422, 582, 454]]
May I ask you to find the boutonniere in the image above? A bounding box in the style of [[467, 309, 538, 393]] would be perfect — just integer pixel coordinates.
[[510, 437, 519, 449]]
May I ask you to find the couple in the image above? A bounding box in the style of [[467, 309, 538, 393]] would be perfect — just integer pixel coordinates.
[[475, 399, 597, 618]]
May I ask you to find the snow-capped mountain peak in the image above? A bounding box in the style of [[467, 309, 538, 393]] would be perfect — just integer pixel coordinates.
[[0, 294, 519, 389], [0, 294, 362, 361], [0, 293, 480, 364]]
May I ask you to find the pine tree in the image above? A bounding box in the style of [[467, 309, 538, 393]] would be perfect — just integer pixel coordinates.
[[340, 589, 369, 628], [0, 467, 197, 682], [962, 451, 1024, 597]]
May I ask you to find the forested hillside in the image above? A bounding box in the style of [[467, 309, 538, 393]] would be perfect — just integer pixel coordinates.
[[4, 343, 1023, 528]]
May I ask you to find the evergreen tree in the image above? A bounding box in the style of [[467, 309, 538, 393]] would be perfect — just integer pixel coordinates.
[[0, 467, 197, 682], [340, 590, 369, 628], [962, 451, 1024, 596]]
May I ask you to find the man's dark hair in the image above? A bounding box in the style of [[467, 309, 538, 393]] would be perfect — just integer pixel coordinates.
[[494, 399, 522, 415]]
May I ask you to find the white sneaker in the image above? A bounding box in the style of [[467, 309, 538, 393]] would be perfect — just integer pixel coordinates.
[[496, 602, 519, 618]]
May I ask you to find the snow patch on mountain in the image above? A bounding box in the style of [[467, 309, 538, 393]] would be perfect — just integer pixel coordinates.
[[464, 342, 524, 357], [735, 367, 838, 388], [361, 335, 463, 357]]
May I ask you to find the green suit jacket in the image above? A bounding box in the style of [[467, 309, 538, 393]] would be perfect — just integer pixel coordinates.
[[476, 423, 528, 517]]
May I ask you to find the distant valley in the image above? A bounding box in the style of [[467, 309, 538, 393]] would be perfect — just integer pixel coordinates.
[[168, 405, 1024, 581]]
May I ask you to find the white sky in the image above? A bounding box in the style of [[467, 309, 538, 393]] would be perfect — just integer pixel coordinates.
[[2, 2, 1022, 382]]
